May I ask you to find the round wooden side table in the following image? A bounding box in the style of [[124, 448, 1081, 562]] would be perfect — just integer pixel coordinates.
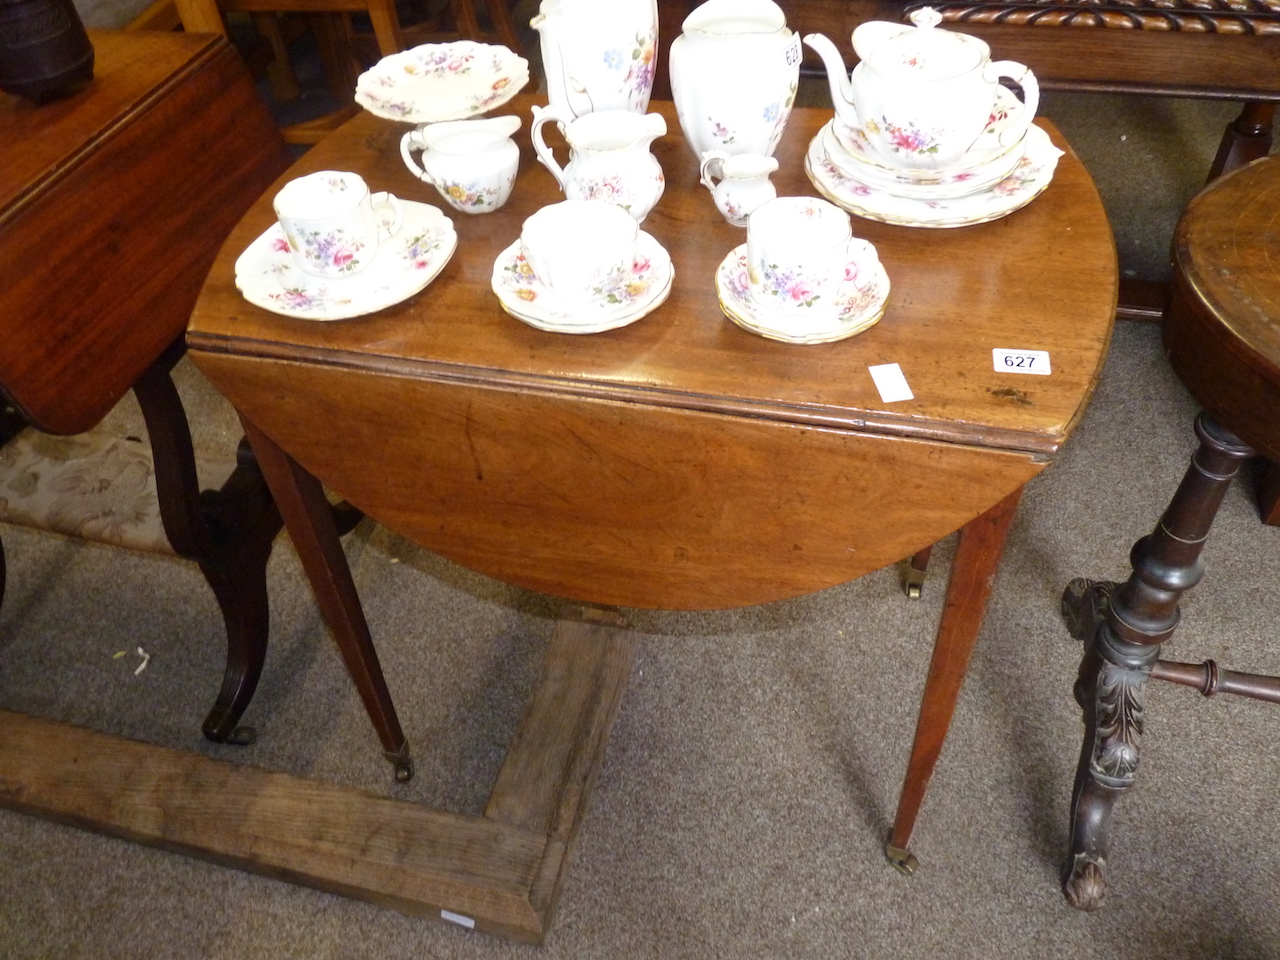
[[1060, 153, 1280, 911]]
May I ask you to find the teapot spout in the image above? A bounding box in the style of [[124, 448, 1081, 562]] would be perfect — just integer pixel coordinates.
[[802, 32, 861, 130]]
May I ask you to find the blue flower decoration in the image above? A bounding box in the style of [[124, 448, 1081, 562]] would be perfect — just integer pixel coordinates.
[[763, 103, 780, 123], [603, 49, 624, 69]]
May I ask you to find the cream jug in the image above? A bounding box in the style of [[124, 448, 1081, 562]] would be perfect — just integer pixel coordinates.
[[400, 115, 520, 214], [804, 7, 1039, 172], [530, 105, 667, 222], [668, 0, 800, 159], [698, 151, 778, 226], [531, 0, 658, 118]]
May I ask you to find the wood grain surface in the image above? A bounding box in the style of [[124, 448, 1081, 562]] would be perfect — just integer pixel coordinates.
[[0, 30, 289, 433], [0, 615, 637, 941], [187, 97, 1115, 609], [1166, 154, 1280, 461]]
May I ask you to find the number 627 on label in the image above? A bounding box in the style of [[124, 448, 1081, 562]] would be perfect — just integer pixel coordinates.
[[993, 348, 1051, 375]]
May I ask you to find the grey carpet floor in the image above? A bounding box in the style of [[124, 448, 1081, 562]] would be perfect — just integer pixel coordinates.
[[7, 14, 1280, 959]]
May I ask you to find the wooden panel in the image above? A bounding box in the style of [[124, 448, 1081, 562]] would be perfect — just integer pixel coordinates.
[[486, 617, 638, 920], [186, 101, 1117, 458], [0, 31, 289, 434], [0, 709, 548, 940], [0, 611, 636, 943], [190, 351, 1042, 608], [0, 31, 214, 216]]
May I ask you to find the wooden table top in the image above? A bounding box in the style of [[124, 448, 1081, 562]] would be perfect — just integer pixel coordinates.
[[1166, 153, 1280, 463], [188, 96, 1117, 461], [1174, 154, 1280, 382], [0, 30, 287, 433]]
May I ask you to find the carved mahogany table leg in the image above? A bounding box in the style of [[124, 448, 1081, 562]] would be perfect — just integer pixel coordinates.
[[132, 344, 285, 746], [886, 489, 1021, 873], [1059, 413, 1253, 911], [239, 413, 412, 781]]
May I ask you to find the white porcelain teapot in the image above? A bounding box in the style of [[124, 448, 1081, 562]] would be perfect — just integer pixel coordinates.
[[531, 105, 667, 222], [803, 7, 1039, 171]]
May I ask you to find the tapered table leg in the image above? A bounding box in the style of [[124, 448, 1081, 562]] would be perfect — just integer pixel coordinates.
[[886, 488, 1022, 873], [1059, 413, 1253, 911], [239, 413, 413, 781]]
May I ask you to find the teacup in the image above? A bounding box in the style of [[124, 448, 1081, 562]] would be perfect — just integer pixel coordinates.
[[520, 199, 638, 303], [745, 196, 859, 317], [273, 170, 403, 278]]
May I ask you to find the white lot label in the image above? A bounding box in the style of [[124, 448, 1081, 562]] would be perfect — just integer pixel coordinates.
[[868, 363, 914, 402], [441, 910, 476, 929], [993, 348, 1051, 375]]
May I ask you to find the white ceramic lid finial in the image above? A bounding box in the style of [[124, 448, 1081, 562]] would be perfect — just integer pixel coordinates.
[[908, 7, 943, 29]]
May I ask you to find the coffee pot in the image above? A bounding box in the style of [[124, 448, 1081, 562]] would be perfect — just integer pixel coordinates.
[[803, 7, 1039, 171]]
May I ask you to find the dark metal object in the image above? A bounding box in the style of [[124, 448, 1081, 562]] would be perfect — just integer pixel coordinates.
[[0, 0, 93, 102]]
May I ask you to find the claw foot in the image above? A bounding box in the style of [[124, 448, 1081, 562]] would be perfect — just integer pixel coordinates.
[[1063, 853, 1108, 912]]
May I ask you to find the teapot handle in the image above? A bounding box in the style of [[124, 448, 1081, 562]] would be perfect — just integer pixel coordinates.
[[988, 61, 1040, 148], [698, 150, 730, 194], [530, 104, 572, 190]]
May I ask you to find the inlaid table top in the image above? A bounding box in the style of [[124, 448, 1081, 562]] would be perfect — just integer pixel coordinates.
[[187, 96, 1116, 609]]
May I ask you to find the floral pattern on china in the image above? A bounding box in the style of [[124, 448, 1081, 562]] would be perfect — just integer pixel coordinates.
[[282, 227, 367, 275], [803, 7, 1039, 172], [715, 243, 890, 345], [532, 0, 658, 118], [235, 200, 458, 321], [490, 231, 674, 335], [499, 249, 655, 308], [354, 41, 530, 124], [805, 119, 1063, 228]]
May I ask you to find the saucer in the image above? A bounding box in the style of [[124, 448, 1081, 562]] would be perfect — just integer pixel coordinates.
[[235, 200, 457, 320], [831, 84, 1025, 181], [491, 231, 673, 334], [806, 122, 1063, 229], [355, 41, 529, 123], [714, 241, 890, 344], [821, 121, 1026, 201]]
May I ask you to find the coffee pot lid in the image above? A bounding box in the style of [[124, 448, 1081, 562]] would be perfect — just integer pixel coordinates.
[[857, 7, 987, 80]]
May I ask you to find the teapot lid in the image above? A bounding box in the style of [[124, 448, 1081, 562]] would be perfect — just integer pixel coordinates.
[[858, 8, 987, 80]]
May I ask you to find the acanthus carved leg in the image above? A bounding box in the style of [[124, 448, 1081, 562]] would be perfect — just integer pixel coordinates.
[[1059, 413, 1253, 911]]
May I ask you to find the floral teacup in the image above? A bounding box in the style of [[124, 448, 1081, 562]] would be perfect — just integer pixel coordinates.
[[273, 170, 403, 278], [520, 199, 639, 304], [745, 196, 860, 317]]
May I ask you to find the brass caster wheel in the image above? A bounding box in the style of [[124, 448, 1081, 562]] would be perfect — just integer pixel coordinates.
[[897, 558, 927, 600], [885, 842, 919, 876], [385, 743, 414, 783]]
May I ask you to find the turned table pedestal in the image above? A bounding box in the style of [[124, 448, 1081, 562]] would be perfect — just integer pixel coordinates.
[[1061, 153, 1280, 911]]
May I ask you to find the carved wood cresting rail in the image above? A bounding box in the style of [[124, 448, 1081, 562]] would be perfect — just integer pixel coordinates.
[[904, 0, 1280, 34]]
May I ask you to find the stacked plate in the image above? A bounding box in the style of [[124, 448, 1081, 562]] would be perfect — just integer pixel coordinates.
[[806, 88, 1064, 228]]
